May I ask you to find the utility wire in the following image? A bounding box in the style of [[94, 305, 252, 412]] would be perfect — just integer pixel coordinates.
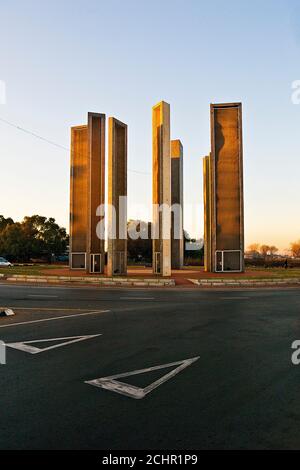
[[0, 117, 69, 151], [0, 116, 151, 176]]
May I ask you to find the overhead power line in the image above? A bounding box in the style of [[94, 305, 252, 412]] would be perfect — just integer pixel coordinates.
[[0, 116, 151, 176]]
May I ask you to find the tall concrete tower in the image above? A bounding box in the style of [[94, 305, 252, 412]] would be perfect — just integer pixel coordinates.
[[69, 112, 105, 273], [204, 103, 244, 272], [171, 139, 184, 269], [152, 101, 171, 277], [107, 117, 128, 277]]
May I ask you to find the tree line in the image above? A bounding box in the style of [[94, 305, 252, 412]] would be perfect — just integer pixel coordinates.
[[0, 215, 68, 262], [247, 242, 300, 258], [0, 216, 200, 264]]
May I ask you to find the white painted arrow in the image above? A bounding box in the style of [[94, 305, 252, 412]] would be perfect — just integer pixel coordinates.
[[6, 334, 101, 354], [85, 356, 200, 399]]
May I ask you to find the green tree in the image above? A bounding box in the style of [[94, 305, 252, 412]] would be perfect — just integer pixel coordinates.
[[0, 215, 14, 232], [22, 216, 68, 260], [0, 215, 68, 262], [0, 223, 28, 261]]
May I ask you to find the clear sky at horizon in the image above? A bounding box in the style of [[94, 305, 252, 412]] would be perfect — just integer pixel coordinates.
[[0, 0, 300, 252]]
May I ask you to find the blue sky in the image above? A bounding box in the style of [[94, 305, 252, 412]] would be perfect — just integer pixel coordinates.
[[0, 0, 299, 251]]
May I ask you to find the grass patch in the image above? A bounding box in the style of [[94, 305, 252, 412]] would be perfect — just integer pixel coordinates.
[[0, 265, 66, 276], [183, 265, 300, 280], [244, 267, 300, 279], [1, 264, 300, 281]]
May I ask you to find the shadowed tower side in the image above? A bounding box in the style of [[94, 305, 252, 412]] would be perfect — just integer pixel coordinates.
[[152, 101, 171, 277], [171, 139, 184, 269], [203, 154, 212, 272], [107, 117, 128, 277]]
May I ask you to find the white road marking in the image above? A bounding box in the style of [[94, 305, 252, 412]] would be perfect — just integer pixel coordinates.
[[0, 310, 109, 328], [85, 356, 200, 399], [6, 307, 95, 311], [220, 297, 250, 300], [119, 297, 155, 300], [7, 334, 101, 354]]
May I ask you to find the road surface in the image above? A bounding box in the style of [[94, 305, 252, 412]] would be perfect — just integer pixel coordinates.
[[0, 283, 300, 449]]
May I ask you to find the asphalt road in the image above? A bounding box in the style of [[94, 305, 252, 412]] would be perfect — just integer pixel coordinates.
[[0, 283, 300, 450]]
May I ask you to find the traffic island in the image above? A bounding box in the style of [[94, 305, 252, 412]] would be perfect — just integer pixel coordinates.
[[4, 274, 175, 287], [188, 278, 300, 288]]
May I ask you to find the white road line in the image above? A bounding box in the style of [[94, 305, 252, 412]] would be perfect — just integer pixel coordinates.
[[7, 334, 101, 354], [0, 310, 109, 328], [85, 356, 200, 399], [119, 297, 155, 300], [220, 297, 250, 300], [7, 307, 95, 311]]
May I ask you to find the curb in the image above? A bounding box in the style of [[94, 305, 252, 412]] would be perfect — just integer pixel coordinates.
[[3, 274, 175, 287], [188, 278, 300, 287]]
